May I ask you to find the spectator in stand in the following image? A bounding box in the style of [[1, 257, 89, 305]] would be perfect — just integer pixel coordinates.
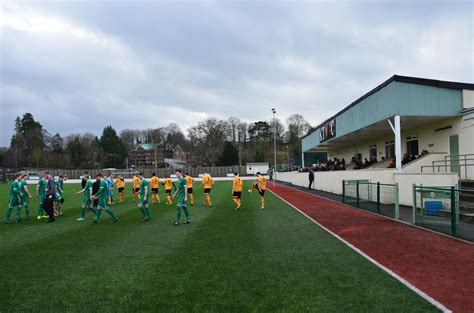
[[402, 153, 410, 165], [354, 159, 363, 170], [387, 158, 396, 168], [363, 158, 370, 168]]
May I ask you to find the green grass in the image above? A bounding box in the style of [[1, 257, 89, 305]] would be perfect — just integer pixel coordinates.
[[0, 181, 438, 312]]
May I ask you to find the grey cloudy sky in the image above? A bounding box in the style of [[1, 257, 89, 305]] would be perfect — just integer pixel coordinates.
[[1, 0, 473, 146]]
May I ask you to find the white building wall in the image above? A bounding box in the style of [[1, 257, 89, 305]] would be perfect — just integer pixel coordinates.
[[394, 173, 459, 207], [463, 90, 474, 109], [275, 171, 458, 207], [459, 112, 474, 155], [246, 163, 269, 175]]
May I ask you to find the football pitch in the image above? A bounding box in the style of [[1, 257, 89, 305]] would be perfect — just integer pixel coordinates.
[[0, 181, 438, 312]]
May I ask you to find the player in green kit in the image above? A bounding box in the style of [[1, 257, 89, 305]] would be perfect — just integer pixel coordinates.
[[75, 175, 98, 221], [173, 170, 190, 225], [91, 173, 118, 223], [19, 174, 33, 220], [5, 173, 22, 224], [36, 173, 49, 219], [138, 172, 150, 222], [54, 176, 64, 216]]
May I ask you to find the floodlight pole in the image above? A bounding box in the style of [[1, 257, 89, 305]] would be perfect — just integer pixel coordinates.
[[272, 108, 277, 184]]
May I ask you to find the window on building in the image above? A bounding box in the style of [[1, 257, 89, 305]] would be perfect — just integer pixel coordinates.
[[369, 144, 377, 160], [385, 140, 395, 159], [406, 136, 419, 156]]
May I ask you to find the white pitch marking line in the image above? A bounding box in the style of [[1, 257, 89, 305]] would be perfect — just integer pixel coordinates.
[[268, 189, 452, 313]]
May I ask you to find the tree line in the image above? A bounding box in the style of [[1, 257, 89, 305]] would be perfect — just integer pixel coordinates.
[[0, 113, 312, 169]]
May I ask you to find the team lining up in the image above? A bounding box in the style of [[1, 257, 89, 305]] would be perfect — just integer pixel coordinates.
[[6, 170, 268, 225]]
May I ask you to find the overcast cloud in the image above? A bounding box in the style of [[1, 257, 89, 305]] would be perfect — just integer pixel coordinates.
[[0, 0, 473, 146]]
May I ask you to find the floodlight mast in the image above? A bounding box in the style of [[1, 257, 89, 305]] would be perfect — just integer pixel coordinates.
[[272, 108, 277, 185]]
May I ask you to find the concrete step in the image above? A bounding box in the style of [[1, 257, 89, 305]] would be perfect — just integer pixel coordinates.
[[459, 201, 474, 213], [460, 192, 474, 201], [437, 209, 474, 223], [460, 180, 474, 189]]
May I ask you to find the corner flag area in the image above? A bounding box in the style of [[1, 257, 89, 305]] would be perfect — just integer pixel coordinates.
[[0, 181, 470, 311]]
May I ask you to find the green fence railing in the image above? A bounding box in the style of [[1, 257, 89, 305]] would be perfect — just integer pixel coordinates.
[[412, 185, 463, 237], [342, 180, 399, 219]]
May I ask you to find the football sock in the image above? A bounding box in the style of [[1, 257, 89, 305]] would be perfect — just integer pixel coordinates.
[[189, 194, 194, 205], [38, 205, 44, 216], [176, 207, 181, 221], [184, 207, 190, 220], [106, 209, 117, 219], [24, 205, 30, 219], [6, 207, 13, 221], [95, 210, 102, 221]]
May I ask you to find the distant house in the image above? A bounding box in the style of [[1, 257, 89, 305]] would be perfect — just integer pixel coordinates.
[[173, 144, 186, 162], [128, 143, 156, 166], [128, 143, 185, 167]]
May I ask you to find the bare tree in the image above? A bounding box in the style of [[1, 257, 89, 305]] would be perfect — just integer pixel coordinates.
[[120, 129, 138, 147], [227, 117, 240, 143], [286, 114, 311, 140], [269, 118, 286, 143], [188, 118, 229, 166], [286, 114, 312, 161], [237, 122, 248, 144]]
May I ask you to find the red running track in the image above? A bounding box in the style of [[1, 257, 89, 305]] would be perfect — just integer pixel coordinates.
[[269, 183, 474, 313]]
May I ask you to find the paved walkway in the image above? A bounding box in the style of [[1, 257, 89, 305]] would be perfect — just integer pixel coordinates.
[[276, 181, 474, 241]]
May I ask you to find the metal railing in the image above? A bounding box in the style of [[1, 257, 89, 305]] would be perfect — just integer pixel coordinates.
[[412, 185, 461, 237], [342, 180, 400, 219], [421, 154, 474, 180]]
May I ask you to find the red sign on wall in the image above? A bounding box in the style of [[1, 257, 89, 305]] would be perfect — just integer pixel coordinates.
[[319, 119, 336, 142]]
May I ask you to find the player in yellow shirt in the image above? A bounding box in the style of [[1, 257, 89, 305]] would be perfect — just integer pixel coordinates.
[[115, 176, 125, 203], [162, 175, 176, 205], [232, 172, 243, 210], [132, 174, 141, 202], [150, 173, 160, 204], [202, 172, 214, 207], [185, 172, 194, 206], [248, 171, 266, 209]]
